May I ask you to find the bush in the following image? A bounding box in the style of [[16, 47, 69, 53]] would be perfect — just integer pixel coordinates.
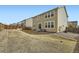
[[67, 25, 79, 33], [22, 27, 31, 30], [64, 27, 68, 33]]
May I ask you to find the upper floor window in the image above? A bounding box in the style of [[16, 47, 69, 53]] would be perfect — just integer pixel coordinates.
[[48, 12, 50, 18], [51, 13, 54, 17], [45, 15, 47, 18], [51, 11, 54, 17], [45, 12, 54, 18]]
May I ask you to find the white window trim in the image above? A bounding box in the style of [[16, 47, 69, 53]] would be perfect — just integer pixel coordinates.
[[47, 13, 48, 19], [44, 21, 55, 29], [47, 21, 51, 28], [47, 12, 51, 18], [50, 12, 51, 18], [44, 22, 47, 28], [50, 21, 55, 28]]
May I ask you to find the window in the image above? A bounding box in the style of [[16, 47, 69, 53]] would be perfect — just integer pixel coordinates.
[[45, 22, 47, 28], [51, 13, 54, 16], [45, 15, 47, 18], [51, 22, 54, 28], [48, 12, 50, 18], [45, 12, 54, 18], [44, 21, 55, 28], [45, 12, 50, 18], [45, 13, 48, 18], [51, 12, 54, 17], [48, 22, 50, 28], [38, 23, 41, 29]]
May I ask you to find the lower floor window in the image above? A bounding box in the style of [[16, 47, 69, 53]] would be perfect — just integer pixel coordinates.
[[45, 22, 47, 28], [51, 22, 54, 28], [48, 22, 50, 28], [45, 21, 54, 28]]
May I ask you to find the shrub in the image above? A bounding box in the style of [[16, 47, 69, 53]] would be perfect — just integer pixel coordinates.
[[22, 27, 31, 30]]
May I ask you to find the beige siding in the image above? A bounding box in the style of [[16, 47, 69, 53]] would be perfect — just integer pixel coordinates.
[[26, 6, 68, 33], [32, 9, 58, 32], [57, 7, 68, 32], [25, 18, 33, 28]]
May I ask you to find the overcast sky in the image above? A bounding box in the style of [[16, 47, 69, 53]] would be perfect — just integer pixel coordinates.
[[0, 5, 79, 25]]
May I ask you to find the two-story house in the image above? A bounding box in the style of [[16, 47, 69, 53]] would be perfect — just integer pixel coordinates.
[[32, 6, 68, 32], [16, 6, 68, 32]]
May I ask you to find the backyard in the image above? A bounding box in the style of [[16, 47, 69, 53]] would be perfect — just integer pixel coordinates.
[[0, 29, 78, 53]]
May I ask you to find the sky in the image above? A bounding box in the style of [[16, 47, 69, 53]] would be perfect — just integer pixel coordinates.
[[0, 5, 79, 25]]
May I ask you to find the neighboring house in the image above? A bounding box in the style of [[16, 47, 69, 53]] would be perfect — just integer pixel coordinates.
[[68, 21, 78, 28], [22, 18, 33, 28], [17, 20, 25, 27], [16, 6, 68, 32], [32, 6, 68, 32], [0, 23, 4, 30], [17, 18, 33, 29]]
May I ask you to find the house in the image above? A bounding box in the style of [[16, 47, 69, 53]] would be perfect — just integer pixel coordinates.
[[17, 18, 33, 29], [22, 18, 33, 29], [0, 23, 5, 30], [32, 6, 68, 32], [17, 6, 68, 32], [68, 21, 78, 28]]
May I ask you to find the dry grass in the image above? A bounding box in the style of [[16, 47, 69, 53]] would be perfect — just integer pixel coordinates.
[[22, 29, 55, 35], [0, 29, 77, 53], [22, 29, 77, 41], [22, 29, 34, 34], [21, 30, 77, 52]]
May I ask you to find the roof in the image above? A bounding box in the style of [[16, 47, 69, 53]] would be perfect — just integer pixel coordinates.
[[68, 21, 78, 23], [32, 6, 68, 18], [32, 7, 58, 18], [17, 6, 68, 24]]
